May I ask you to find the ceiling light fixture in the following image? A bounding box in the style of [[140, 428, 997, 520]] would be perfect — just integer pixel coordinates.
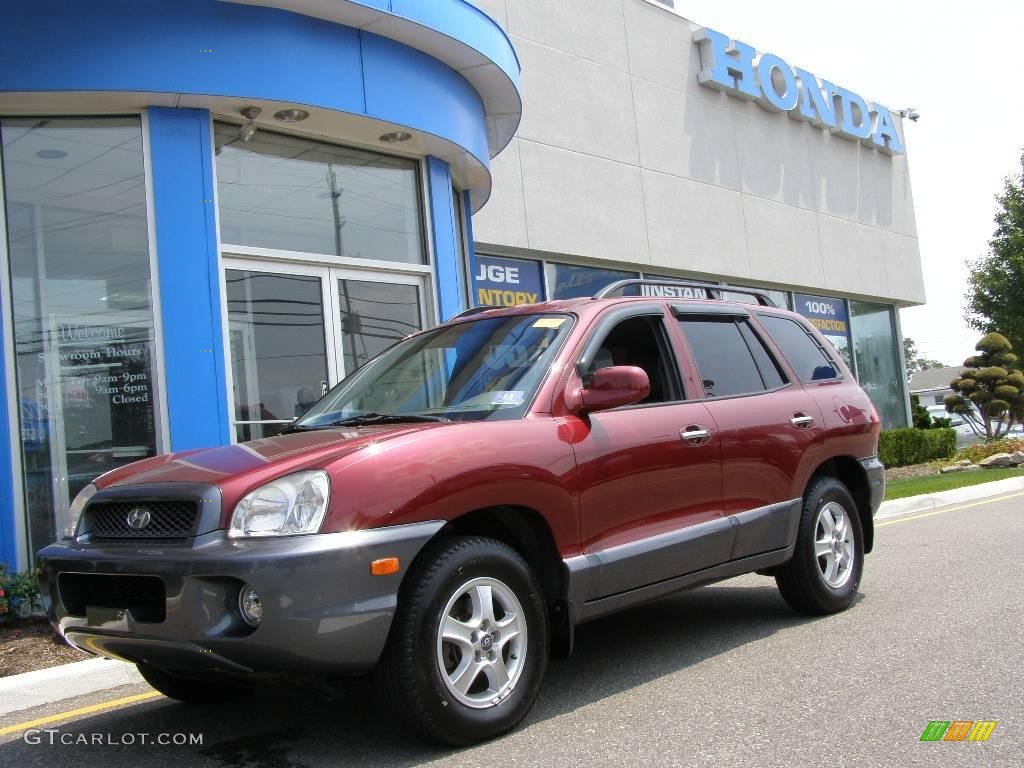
[[379, 131, 412, 144], [35, 149, 68, 160], [238, 106, 262, 142], [273, 108, 310, 122]]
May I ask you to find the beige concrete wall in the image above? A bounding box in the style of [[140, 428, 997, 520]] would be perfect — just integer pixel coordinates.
[[467, 0, 924, 305]]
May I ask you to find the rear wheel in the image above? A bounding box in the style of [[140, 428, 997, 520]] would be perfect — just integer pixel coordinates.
[[137, 663, 251, 703], [375, 536, 548, 746], [776, 476, 864, 615]]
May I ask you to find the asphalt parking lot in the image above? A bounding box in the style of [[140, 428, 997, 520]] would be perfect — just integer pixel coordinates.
[[2, 493, 1021, 767]]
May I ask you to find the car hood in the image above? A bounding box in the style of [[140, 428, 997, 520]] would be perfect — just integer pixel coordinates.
[[95, 423, 447, 489]]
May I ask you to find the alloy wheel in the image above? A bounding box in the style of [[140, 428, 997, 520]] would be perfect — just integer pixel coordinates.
[[814, 501, 855, 588], [435, 576, 528, 709]]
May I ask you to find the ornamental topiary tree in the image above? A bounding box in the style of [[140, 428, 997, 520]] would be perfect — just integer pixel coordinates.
[[945, 332, 1024, 439], [910, 394, 932, 430]]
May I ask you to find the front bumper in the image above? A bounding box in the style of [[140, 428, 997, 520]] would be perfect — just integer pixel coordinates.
[[36, 521, 443, 676]]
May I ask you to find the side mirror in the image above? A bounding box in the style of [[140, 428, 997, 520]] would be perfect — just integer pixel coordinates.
[[579, 366, 650, 413]]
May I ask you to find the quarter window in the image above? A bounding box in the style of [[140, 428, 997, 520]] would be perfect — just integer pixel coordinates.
[[679, 318, 784, 398], [758, 315, 839, 384]]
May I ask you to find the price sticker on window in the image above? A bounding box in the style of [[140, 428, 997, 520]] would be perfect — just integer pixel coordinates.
[[532, 317, 566, 329]]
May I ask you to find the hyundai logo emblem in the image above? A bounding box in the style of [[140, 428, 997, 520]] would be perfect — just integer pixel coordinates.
[[126, 507, 152, 530]]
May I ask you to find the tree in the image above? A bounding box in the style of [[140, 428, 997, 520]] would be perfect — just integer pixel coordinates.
[[910, 394, 932, 429], [945, 332, 1024, 439], [965, 153, 1024, 353], [903, 337, 944, 382]]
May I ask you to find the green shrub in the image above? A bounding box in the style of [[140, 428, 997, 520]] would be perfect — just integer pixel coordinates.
[[954, 437, 1024, 464], [878, 427, 957, 468], [910, 394, 932, 430]]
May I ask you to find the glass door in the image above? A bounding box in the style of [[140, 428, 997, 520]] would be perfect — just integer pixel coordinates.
[[224, 259, 427, 442], [225, 263, 338, 442], [337, 276, 423, 375]]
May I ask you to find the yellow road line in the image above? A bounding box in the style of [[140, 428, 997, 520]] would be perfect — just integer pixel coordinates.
[[0, 691, 162, 736], [877, 490, 1024, 528]]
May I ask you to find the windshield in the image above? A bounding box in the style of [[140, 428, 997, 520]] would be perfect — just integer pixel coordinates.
[[294, 313, 574, 427]]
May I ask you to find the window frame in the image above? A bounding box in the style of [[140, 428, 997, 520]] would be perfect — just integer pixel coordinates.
[[574, 304, 687, 409]]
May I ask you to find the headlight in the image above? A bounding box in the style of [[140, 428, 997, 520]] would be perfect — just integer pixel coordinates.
[[66, 483, 98, 538], [228, 471, 330, 538]]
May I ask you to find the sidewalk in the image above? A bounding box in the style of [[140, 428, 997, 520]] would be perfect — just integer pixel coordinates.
[[0, 657, 143, 719], [3, 476, 1022, 721], [876, 474, 1024, 520]]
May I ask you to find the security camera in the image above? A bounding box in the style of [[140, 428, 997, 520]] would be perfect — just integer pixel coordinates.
[[238, 106, 262, 142]]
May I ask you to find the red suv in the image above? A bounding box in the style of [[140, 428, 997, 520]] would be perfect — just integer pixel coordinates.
[[38, 281, 884, 745]]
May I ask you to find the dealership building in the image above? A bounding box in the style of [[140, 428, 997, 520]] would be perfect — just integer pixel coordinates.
[[0, 0, 923, 568]]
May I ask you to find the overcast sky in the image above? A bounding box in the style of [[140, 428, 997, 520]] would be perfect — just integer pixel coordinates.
[[679, 0, 1024, 366]]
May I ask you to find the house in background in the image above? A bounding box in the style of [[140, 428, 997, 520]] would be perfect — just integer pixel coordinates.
[[909, 366, 964, 408]]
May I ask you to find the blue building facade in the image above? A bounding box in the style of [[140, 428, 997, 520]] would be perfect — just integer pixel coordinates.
[[0, 0, 521, 568]]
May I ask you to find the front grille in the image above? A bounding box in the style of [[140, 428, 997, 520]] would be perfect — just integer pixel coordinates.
[[84, 500, 199, 541], [58, 573, 166, 623]]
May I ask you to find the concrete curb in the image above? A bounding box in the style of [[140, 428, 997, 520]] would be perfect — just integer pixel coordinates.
[[876, 474, 1024, 520], [2, 476, 1020, 718], [0, 657, 144, 719]]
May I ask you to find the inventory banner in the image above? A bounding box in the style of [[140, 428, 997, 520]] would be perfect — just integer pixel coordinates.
[[793, 293, 852, 366], [473, 255, 544, 307]]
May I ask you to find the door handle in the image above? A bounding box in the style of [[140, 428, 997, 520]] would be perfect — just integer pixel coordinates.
[[680, 425, 712, 445], [790, 413, 814, 429]]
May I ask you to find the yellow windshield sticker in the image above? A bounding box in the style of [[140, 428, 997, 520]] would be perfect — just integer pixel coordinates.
[[532, 317, 566, 329]]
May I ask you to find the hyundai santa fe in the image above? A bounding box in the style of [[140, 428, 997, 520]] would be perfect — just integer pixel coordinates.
[[37, 279, 885, 745]]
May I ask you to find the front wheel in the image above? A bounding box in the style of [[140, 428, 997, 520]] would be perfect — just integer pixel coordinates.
[[776, 476, 864, 615], [374, 536, 548, 746]]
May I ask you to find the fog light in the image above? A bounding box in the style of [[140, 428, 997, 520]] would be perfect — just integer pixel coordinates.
[[239, 585, 263, 627]]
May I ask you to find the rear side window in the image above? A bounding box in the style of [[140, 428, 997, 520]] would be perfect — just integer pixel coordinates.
[[758, 315, 839, 383], [679, 318, 786, 398]]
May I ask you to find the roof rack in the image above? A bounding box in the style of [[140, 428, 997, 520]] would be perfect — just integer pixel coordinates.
[[449, 305, 495, 321], [593, 279, 777, 307]]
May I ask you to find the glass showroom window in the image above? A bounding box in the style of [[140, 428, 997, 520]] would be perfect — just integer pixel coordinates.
[[850, 300, 908, 429], [546, 263, 639, 299], [724, 284, 791, 310], [213, 123, 425, 264], [1, 117, 163, 555]]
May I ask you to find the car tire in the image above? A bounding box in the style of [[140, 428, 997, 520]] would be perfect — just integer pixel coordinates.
[[136, 663, 252, 703], [775, 476, 864, 616], [374, 535, 549, 746]]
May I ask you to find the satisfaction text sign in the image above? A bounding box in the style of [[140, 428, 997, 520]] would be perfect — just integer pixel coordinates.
[[794, 293, 851, 364]]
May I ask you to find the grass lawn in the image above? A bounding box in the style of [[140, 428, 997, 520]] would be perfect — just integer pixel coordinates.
[[884, 467, 1024, 500]]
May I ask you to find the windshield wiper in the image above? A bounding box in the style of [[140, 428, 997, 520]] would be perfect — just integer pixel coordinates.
[[309, 412, 451, 428]]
